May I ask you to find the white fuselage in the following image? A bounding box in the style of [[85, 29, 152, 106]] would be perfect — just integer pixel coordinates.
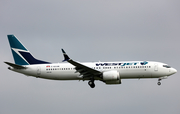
[[10, 61, 177, 81], [6, 35, 177, 87]]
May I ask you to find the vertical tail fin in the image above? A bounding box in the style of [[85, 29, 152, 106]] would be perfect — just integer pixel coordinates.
[[7, 35, 51, 65]]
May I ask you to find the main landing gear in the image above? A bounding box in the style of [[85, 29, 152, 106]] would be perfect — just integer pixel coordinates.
[[88, 80, 95, 88]]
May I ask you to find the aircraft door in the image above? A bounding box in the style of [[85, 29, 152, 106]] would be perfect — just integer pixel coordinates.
[[154, 64, 158, 71], [37, 66, 41, 76]]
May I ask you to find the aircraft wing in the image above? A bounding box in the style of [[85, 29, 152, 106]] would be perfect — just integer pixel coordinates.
[[61, 49, 102, 79], [4, 62, 26, 69]]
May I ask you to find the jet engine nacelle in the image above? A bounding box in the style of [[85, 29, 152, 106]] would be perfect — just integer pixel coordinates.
[[103, 70, 121, 84], [105, 80, 121, 84], [103, 70, 120, 81]]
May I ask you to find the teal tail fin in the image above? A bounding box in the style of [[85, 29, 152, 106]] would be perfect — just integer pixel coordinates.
[[7, 35, 51, 65]]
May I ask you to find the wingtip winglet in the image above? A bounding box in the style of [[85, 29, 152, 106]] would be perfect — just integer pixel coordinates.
[[61, 49, 70, 62], [61, 49, 66, 54]]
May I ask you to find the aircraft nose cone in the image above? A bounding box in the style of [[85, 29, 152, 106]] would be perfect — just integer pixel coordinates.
[[171, 68, 177, 74]]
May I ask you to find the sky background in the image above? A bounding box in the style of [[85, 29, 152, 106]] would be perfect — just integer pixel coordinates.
[[1, 0, 180, 114]]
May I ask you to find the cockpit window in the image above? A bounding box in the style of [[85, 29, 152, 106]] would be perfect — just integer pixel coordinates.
[[163, 65, 171, 68]]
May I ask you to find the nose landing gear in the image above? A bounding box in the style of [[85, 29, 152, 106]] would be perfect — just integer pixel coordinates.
[[157, 76, 168, 86], [157, 79, 161, 85]]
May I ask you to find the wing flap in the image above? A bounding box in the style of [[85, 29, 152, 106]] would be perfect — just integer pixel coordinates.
[[69, 59, 101, 75]]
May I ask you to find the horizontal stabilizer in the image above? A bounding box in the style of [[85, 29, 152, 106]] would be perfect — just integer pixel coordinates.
[[4, 62, 26, 69]]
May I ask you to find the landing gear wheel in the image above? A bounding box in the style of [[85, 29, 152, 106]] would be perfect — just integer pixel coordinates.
[[157, 82, 161, 86], [88, 81, 95, 88]]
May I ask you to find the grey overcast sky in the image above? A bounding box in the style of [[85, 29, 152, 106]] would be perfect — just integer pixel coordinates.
[[1, 0, 180, 114]]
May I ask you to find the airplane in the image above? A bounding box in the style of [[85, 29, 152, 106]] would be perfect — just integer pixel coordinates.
[[4, 35, 177, 88]]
